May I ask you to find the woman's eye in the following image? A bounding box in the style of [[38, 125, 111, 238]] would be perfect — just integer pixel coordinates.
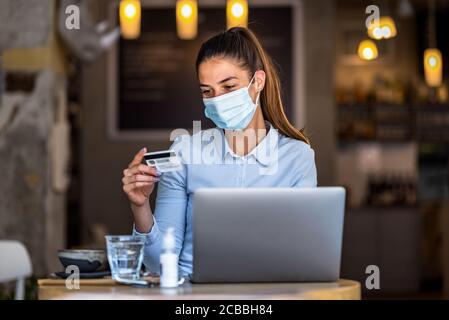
[[224, 85, 236, 90]]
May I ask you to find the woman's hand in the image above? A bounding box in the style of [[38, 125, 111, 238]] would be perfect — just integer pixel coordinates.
[[122, 148, 160, 207]]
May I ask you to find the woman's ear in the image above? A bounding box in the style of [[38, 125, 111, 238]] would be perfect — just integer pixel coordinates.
[[254, 70, 266, 92]]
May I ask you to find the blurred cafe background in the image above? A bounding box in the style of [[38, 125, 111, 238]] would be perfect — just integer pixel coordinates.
[[0, 0, 448, 299]]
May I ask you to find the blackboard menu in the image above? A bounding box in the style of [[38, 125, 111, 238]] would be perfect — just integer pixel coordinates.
[[118, 7, 292, 130]]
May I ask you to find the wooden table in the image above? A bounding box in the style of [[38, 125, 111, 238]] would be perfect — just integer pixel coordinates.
[[38, 278, 361, 300]]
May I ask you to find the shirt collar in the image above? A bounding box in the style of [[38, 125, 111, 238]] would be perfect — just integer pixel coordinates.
[[219, 121, 279, 167]]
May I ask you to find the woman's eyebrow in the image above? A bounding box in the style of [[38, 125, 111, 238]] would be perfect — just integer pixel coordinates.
[[199, 76, 238, 87], [217, 76, 238, 84]]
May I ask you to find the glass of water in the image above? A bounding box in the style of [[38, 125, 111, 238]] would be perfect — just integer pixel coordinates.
[[105, 235, 145, 280]]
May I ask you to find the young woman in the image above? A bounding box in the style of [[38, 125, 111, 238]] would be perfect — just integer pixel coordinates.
[[122, 27, 317, 276]]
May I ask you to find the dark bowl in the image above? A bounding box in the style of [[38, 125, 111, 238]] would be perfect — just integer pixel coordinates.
[[58, 249, 109, 273]]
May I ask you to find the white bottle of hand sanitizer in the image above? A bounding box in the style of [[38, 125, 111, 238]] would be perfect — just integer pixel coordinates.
[[160, 227, 179, 288]]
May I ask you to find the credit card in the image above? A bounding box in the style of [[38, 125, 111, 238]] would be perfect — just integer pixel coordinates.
[[142, 150, 182, 173]]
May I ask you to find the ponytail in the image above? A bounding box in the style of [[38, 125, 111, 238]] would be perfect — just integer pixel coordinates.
[[196, 27, 310, 144]]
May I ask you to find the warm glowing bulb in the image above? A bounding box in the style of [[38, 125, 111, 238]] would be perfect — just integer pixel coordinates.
[[363, 48, 374, 60], [428, 56, 438, 68], [181, 4, 192, 18], [381, 17, 397, 38], [373, 27, 383, 39], [231, 3, 244, 17], [226, 0, 248, 29], [367, 16, 397, 39], [358, 39, 378, 61], [382, 26, 391, 38], [424, 48, 443, 87], [124, 4, 136, 18], [176, 0, 198, 40], [120, 0, 141, 39]]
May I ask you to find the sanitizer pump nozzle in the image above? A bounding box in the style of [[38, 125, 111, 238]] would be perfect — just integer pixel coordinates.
[[160, 227, 179, 288]]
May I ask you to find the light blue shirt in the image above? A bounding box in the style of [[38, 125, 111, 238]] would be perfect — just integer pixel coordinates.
[[133, 122, 317, 276]]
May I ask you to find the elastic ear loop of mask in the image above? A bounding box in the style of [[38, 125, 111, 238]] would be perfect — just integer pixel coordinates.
[[248, 73, 261, 107]]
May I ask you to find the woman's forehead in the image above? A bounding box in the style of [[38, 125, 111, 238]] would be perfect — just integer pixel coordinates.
[[198, 58, 248, 84]]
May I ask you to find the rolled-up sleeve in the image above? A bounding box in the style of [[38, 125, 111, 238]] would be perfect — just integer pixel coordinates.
[[131, 138, 188, 274], [132, 215, 159, 245]]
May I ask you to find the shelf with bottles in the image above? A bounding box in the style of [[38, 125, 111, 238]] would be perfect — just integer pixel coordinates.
[[415, 104, 449, 143], [337, 103, 414, 142], [336, 74, 449, 143], [337, 103, 449, 143], [335, 74, 448, 107], [364, 172, 418, 208]]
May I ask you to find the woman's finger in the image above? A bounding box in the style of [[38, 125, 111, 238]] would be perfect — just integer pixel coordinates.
[[145, 166, 159, 176], [123, 181, 152, 193], [134, 174, 159, 183], [125, 164, 159, 177], [124, 174, 159, 184], [125, 164, 151, 176], [128, 147, 147, 168]]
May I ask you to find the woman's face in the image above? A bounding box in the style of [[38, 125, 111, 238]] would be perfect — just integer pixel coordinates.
[[198, 58, 265, 102]]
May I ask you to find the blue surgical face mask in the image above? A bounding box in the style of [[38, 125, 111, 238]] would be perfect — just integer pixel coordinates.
[[203, 74, 260, 130]]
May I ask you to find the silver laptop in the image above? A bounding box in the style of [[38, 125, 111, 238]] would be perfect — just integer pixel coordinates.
[[190, 187, 346, 283]]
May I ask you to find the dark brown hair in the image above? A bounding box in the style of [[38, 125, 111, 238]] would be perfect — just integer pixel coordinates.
[[195, 27, 309, 144]]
